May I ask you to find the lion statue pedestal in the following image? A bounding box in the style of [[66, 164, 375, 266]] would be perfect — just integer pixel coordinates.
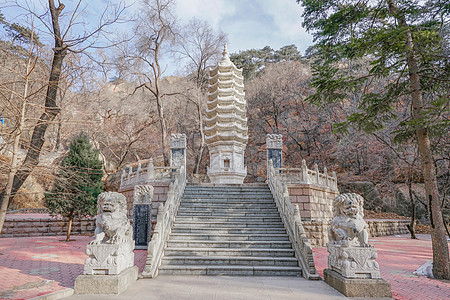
[[75, 192, 138, 295], [324, 193, 392, 298]]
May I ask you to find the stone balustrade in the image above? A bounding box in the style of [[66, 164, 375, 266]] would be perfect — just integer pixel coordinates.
[[120, 158, 178, 189], [142, 165, 186, 278], [267, 160, 320, 280], [276, 159, 338, 190]]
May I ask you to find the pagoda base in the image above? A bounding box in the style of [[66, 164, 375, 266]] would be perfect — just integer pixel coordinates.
[[208, 171, 246, 184]]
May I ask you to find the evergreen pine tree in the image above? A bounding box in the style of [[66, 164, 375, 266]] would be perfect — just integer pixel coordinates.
[[45, 133, 103, 241]]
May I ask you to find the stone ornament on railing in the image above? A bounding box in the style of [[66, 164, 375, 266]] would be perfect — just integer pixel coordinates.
[[327, 193, 379, 279], [84, 192, 134, 275]]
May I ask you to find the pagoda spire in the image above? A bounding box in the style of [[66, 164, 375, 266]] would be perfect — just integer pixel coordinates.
[[205, 44, 248, 184]]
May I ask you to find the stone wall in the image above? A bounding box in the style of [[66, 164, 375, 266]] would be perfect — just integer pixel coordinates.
[[2, 216, 95, 238], [288, 184, 339, 221], [119, 182, 170, 223], [302, 219, 410, 247]]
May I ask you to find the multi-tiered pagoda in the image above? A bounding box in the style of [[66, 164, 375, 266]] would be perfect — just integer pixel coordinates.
[[205, 44, 248, 184]]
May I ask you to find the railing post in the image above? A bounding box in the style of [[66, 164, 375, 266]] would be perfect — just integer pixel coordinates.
[[301, 159, 308, 183], [147, 158, 155, 181]]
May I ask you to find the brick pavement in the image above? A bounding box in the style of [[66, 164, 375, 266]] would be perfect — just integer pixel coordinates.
[[0, 236, 147, 300], [313, 234, 450, 300], [0, 233, 448, 300]]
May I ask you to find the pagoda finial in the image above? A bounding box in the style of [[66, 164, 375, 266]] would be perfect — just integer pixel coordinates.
[[221, 44, 230, 63]]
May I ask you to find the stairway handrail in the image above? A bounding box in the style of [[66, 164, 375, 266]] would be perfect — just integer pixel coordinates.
[[142, 165, 186, 278], [267, 160, 320, 280]]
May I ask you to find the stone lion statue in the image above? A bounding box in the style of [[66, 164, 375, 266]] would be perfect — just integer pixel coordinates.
[[328, 193, 370, 247], [90, 192, 132, 245]]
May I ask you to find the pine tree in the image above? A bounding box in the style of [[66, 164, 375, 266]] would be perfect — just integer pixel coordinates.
[[45, 133, 103, 241]]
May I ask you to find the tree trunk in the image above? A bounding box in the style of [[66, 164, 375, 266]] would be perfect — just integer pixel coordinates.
[[406, 178, 417, 239], [0, 0, 66, 235], [388, 0, 450, 279], [155, 94, 169, 166], [193, 94, 205, 174], [66, 215, 73, 242]]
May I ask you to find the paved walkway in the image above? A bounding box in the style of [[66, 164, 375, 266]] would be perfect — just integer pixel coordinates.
[[0, 234, 449, 300]]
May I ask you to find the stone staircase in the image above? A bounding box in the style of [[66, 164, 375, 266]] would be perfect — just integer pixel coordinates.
[[158, 184, 302, 276]]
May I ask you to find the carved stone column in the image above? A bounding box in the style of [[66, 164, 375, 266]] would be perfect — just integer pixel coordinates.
[[266, 134, 283, 170], [133, 185, 154, 250], [170, 133, 186, 169]]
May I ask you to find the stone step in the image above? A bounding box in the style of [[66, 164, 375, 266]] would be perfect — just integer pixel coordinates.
[[167, 240, 292, 249], [173, 221, 284, 228], [179, 203, 277, 209], [176, 212, 279, 218], [164, 247, 295, 257], [169, 233, 289, 241], [182, 194, 273, 199], [171, 227, 287, 234], [177, 207, 278, 213], [161, 256, 298, 267], [184, 187, 270, 191], [175, 216, 282, 222], [180, 200, 276, 205], [158, 265, 301, 276]]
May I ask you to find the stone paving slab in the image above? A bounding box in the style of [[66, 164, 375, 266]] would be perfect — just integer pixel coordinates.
[[0, 233, 449, 299]]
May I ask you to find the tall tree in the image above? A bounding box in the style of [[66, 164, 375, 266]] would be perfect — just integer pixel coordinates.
[[175, 18, 228, 174], [298, 0, 450, 279], [45, 134, 103, 241], [0, 0, 123, 234], [132, 0, 178, 166]]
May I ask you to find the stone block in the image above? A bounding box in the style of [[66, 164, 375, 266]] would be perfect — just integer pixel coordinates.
[[297, 195, 309, 203], [324, 269, 392, 298], [74, 266, 138, 295], [289, 188, 303, 196]]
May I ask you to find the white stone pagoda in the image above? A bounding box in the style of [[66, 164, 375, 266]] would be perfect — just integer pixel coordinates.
[[205, 44, 248, 184]]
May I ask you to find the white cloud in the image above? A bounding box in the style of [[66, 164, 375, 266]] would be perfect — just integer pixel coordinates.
[[175, 0, 236, 29]]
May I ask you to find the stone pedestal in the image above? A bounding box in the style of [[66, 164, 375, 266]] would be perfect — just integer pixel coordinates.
[[84, 242, 135, 275], [75, 266, 138, 295], [324, 269, 392, 298], [327, 243, 380, 279]]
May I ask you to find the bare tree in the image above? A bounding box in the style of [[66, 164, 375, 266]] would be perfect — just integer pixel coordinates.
[[130, 0, 178, 166], [0, 0, 124, 234], [175, 18, 227, 174]]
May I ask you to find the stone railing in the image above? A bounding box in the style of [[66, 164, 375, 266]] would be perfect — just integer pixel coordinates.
[[276, 159, 338, 190], [267, 160, 320, 280], [120, 158, 177, 189], [142, 165, 186, 278]]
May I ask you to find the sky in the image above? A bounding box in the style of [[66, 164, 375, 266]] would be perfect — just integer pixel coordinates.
[[174, 0, 313, 55], [1, 0, 313, 74]]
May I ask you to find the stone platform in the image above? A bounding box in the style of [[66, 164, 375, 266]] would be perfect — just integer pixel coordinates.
[[74, 266, 138, 295], [324, 268, 392, 298]]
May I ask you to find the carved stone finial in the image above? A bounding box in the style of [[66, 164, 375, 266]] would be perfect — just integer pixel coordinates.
[[266, 134, 283, 149], [133, 185, 153, 204], [170, 133, 186, 149], [222, 44, 229, 60]]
